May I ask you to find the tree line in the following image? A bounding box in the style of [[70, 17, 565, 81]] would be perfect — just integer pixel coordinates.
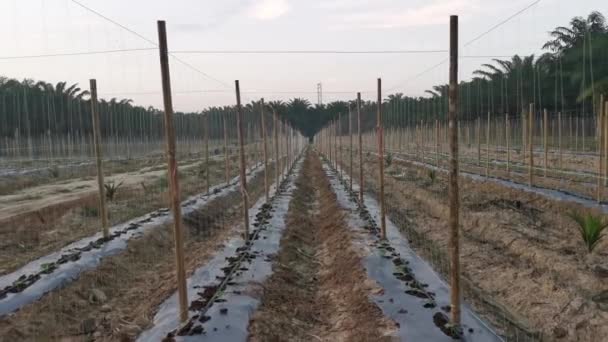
[[1, 11, 606, 141]]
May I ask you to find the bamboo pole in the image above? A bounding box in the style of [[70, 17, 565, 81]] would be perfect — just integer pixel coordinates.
[[436, 119, 440, 167], [205, 112, 210, 194], [349, 106, 353, 191], [476, 116, 481, 166], [529, 103, 534, 187], [543, 109, 549, 178], [223, 109, 229, 184], [605, 99, 608, 186], [260, 98, 269, 201], [559, 112, 563, 171], [486, 112, 490, 177], [338, 112, 342, 176], [377, 78, 386, 239], [273, 110, 279, 190], [334, 120, 338, 171], [358, 92, 364, 203], [234, 80, 250, 241], [448, 15, 461, 326], [522, 110, 527, 161], [506, 113, 510, 175], [89, 79, 109, 239], [157, 20, 187, 322], [598, 99, 603, 203]]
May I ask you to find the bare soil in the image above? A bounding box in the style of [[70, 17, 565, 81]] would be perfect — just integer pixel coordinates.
[[248, 151, 397, 342]]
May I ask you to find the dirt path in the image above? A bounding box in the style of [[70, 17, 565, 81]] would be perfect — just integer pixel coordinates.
[[248, 151, 397, 341]]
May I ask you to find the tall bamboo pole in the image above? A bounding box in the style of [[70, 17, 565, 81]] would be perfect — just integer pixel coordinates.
[[260, 98, 269, 201], [205, 112, 210, 193], [436, 119, 440, 167], [559, 112, 563, 171], [529, 103, 534, 187], [89, 79, 109, 239], [223, 109, 229, 184], [349, 106, 353, 191], [476, 116, 481, 166], [338, 113, 342, 176], [448, 15, 461, 326], [486, 112, 490, 177], [598, 99, 603, 203], [358, 92, 364, 203], [506, 113, 510, 175], [543, 109, 549, 178], [234, 80, 249, 241], [377, 78, 386, 239], [273, 110, 279, 190], [157, 20, 187, 322], [605, 99, 608, 186]]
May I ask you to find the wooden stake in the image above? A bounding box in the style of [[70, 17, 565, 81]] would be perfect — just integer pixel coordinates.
[[349, 106, 353, 191], [506, 113, 510, 175], [157, 20, 187, 322], [223, 109, 229, 184], [358, 92, 364, 203], [436, 119, 440, 167], [486, 112, 490, 177], [529, 103, 534, 187], [89, 79, 109, 239], [448, 15, 461, 326], [377, 78, 386, 239], [260, 99, 269, 201], [273, 110, 279, 190], [205, 112, 210, 194], [604, 99, 608, 187], [598, 99, 603, 203], [544, 109, 548, 178], [476, 116, 481, 166], [559, 112, 563, 171], [234, 80, 250, 241]]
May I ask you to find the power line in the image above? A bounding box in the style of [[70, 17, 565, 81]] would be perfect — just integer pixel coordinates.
[[0, 48, 157, 60], [70, 0, 231, 89], [171, 49, 448, 54], [463, 0, 542, 47], [386, 0, 542, 93]]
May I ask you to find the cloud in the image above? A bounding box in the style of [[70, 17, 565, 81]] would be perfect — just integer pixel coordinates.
[[249, 0, 290, 20], [332, 0, 481, 29]]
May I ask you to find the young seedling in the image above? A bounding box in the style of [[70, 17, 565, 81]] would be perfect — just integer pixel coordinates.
[[568, 211, 608, 253], [104, 180, 124, 201]]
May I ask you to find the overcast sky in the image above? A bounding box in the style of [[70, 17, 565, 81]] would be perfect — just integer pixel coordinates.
[[0, 0, 604, 111]]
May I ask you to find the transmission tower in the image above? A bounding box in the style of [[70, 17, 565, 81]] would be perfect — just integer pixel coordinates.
[[317, 83, 323, 106]]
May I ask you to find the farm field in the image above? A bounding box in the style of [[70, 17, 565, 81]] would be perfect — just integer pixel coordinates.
[[2, 1, 608, 341]]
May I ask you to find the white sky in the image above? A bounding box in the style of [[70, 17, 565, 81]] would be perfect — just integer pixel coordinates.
[[0, 0, 604, 111]]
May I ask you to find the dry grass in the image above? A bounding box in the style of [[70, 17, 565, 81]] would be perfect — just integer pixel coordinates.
[[248, 151, 397, 342]]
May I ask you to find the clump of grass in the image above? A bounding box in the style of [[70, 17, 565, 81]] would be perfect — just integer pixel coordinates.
[[104, 180, 124, 201], [385, 153, 393, 167], [81, 206, 99, 217], [157, 175, 168, 190], [428, 169, 437, 183], [568, 211, 608, 253], [49, 165, 60, 178]]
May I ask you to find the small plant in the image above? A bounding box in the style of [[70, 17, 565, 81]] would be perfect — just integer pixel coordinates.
[[157, 175, 168, 190], [428, 169, 437, 183], [49, 165, 59, 178], [385, 153, 393, 167], [81, 206, 99, 217], [104, 180, 123, 201], [568, 211, 608, 253]]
